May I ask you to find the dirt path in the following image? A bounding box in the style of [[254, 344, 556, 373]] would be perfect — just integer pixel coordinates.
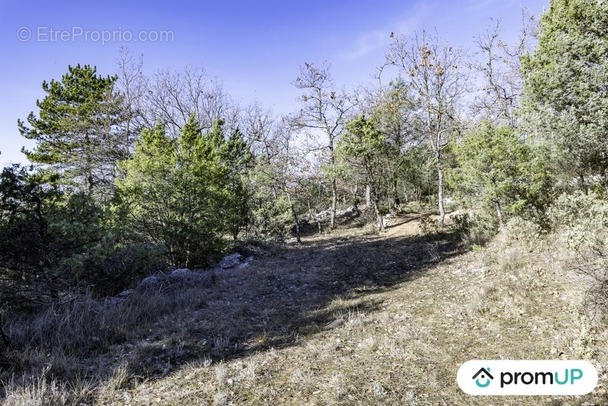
[[63, 213, 607, 405]]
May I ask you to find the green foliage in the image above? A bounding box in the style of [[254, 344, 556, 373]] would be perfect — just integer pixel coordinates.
[[247, 160, 294, 238], [521, 0, 608, 187], [450, 121, 553, 224], [339, 115, 394, 230], [548, 191, 608, 229], [338, 115, 393, 197], [400, 144, 438, 202], [19, 64, 127, 196], [0, 164, 155, 310], [340, 116, 391, 166], [547, 191, 608, 250], [117, 115, 252, 267], [451, 210, 498, 247]]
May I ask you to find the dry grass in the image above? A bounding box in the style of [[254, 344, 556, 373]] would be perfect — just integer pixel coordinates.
[[1, 213, 607, 405]]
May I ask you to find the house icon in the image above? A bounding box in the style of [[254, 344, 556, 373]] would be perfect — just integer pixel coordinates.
[[472, 367, 494, 388]]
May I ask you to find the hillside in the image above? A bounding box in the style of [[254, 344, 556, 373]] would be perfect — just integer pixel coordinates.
[[3, 213, 606, 405]]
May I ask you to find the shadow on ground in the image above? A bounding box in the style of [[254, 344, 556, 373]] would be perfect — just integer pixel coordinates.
[[1, 214, 465, 401], [120, 216, 464, 382]]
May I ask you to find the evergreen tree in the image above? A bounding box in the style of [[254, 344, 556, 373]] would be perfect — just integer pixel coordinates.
[[451, 121, 553, 226], [521, 0, 608, 190], [117, 115, 252, 266], [339, 115, 392, 232], [19, 64, 127, 197]]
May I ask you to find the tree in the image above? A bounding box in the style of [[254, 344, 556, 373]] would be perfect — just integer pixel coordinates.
[[387, 30, 467, 227], [115, 47, 147, 154], [248, 117, 310, 242], [0, 164, 114, 307], [19, 65, 127, 197], [117, 117, 217, 267], [339, 115, 392, 232], [369, 78, 420, 209], [219, 126, 254, 240], [521, 0, 608, 191], [451, 121, 552, 226], [117, 114, 252, 266], [143, 65, 232, 137], [472, 14, 536, 127], [293, 62, 356, 229]]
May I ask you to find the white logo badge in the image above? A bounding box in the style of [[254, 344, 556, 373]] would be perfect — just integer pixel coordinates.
[[457, 360, 598, 395]]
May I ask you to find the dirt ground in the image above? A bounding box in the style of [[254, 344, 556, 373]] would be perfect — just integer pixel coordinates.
[[3, 212, 607, 405]]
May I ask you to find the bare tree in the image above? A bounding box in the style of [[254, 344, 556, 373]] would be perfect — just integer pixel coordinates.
[[116, 49, 234, 142], [143, 65, 232, 136], [116, 47, 147, 153], [387, 30, 467, 228], [250, 115, 309, 242], [472, 12, 536, 127], [292, 62, 357, 229], [240, 101, 277, 158]]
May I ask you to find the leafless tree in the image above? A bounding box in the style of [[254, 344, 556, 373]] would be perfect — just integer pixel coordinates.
[[115, 47, 147, 153], [387, 30, 467, 228], [292, 62, 357, 229], [143, 65, 231, 136], [472, 12, 536, 127], [240, 101, 277, 158]]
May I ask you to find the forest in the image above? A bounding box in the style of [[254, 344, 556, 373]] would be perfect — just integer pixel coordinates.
[[1, 0, 608, 404]]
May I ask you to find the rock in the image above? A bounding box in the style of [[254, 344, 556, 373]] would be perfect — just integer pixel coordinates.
[[236, 256, 254, 271], [103, 295, 128, 306], [315, 209, 332, 220], [219, 253, 243, 269], [171, 268, 197, 279], [139, 275, 162, 289], [116, 289, 134, 299]]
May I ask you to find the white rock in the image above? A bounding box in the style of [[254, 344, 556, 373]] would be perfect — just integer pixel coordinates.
[[139, 275, 161, 289], [236, 256, 254, 271], [171, 268, 196, 279], [116, 289, 134, 299], [219, 253, 244, 269]]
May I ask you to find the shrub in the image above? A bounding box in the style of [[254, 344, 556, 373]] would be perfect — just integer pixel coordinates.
[[452, 210, 497, 247], [548, 191, 608, 250]]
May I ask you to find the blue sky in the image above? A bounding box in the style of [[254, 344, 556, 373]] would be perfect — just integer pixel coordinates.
[[0, 0, 548, 166]]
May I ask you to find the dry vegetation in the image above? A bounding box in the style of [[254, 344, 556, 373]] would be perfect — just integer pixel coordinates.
[[1, 211, 607, 405]]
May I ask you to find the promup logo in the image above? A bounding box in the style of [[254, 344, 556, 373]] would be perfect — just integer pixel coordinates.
[[457, 360, 597, 396], [472, 367, 493, 388]]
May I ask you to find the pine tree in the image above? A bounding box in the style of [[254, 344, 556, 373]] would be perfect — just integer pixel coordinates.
[[117, 115, 252, 266], [19, 64, 127, 197]]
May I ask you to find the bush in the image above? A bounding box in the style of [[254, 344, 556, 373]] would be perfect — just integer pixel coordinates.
[[0, 164, 167, 311], [548, 191, 608, 228], [548, 191, 608, 321], [548, 191, 608, 250], [58, 243, 166, 297], [248, 195, 293, 239], [452, 210, 497, 247], [569, 235, 608, 323]]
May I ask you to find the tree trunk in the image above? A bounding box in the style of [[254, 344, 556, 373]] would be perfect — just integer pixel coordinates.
[[372, 196, 384, 232], [494, 199, 504, 228], [287, 193, 301, 243], [365, 184, 371, 206], [437, 161, 445, 229], [330, 178, 337, 229], [0, 313, 10, 349], [579, 173, 588, 195]]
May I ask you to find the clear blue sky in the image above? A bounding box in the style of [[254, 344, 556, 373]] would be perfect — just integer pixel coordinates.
[[0, 0, 548, 166]]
